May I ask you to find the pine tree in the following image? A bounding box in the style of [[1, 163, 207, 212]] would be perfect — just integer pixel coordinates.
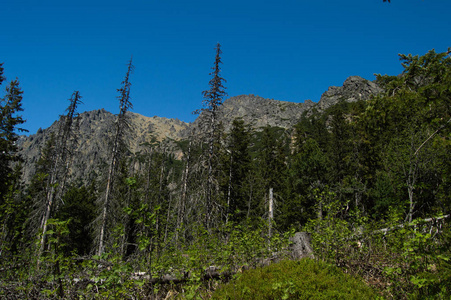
[[0, 77, 27, 198], [223, 119, 251, 223], [98, 57, 134, 255], [0, 63, 4, 85], [0, 67, 28, 262], [197, 43, 227, 229], [37, 91, 82, 261]]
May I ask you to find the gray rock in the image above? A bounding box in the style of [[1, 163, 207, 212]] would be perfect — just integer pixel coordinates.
[[17, 76, 383, 184], [318, 76, 383, 111], [17, 109, 189, 184], [184, 94, 314, 137], [289, 232, 314, 259]]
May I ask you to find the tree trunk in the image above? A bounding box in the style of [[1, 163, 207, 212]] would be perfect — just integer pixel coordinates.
[[176, 141, 191, 245], [98, 141, 118, 256], [268, 187, 273, 239], [225, 154, 233, 224]]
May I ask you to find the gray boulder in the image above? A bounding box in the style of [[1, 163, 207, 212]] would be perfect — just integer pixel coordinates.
[[289, 232, 314, 259]]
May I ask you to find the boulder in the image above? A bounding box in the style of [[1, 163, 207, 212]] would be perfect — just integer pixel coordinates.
[[289, 232, 314, 259]]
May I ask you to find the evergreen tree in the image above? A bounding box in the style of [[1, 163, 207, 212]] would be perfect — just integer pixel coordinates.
[[56, 183, 97, 256], [0, 77, 27, 199], [37, 91, 82, 260], [0, 63, 4, 84], [222, 119, 251, 223], [98, 57, 134, 255], [0, 66, 30, 266], [362, 49, 451, 219], [252, 126, 289, 228], [288, 137, 328, 227], [196, 43, 227, 229]]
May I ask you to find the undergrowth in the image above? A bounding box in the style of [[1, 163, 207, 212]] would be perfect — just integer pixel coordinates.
[[212, 259, 377, 299]]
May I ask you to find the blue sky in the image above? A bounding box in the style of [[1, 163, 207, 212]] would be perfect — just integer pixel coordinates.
[[1, 0, 450, 135]]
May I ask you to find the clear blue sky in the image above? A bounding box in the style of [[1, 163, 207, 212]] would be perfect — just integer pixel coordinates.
[[1, 0, 450, 135]]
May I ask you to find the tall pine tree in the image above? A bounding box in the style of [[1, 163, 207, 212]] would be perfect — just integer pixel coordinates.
[[37, 91, 82, 260], [197, 43, 227, 229], [98, 57, 134, 255]]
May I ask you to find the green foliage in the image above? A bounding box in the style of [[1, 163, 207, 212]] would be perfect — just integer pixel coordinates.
[[306, 194, 451, 298], [199, 43, 227, 114], [212, 259, 376, 299], [0, 67, 30, 271], [0, 77, 27, 198], [56, 184, 97, 255], [3, 48, 451, 299], [220, 118, 252, 223], [379, 219, 451, 298]]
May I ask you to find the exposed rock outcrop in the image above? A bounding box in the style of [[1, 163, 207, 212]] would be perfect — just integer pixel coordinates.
[[317, 76, 383, 111], [17, 76, 383, 184], [185, 76, 382, 136], [216, 95, 315, 131], [18, 109, 189, 183]]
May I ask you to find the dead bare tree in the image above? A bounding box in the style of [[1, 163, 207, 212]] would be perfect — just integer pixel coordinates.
[[97, 58, 134, 256], [38, 91, 82, 263]]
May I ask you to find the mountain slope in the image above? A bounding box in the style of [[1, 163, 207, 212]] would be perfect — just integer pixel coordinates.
[[187, 76, 382, 135], [18, 75, 382, 183], [18, 109, 189, 183]]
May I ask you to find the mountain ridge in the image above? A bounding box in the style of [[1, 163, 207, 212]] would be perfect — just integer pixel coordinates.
[[18, 75, 383, 183]]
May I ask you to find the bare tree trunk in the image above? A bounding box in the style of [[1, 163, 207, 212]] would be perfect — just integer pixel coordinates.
[[38, 172, 57, 259], [98, 143, 118, 256], [38, 91, 81, 265], [268, 187, 273, 239], [206, 111, 216, 229], [318, 198, 323, 221], [164, 195, 171, 244], [406, 158, 418, 223], [176, 141, 191, 245], [158, 150, 166, 204], [225, 154, 233, 224], [145, 150, 153, 204], [97, 58, 133, 256], [247, 178, 254, 219]]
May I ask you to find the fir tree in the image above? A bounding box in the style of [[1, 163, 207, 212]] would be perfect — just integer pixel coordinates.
[[37, 91, 82, 261], [0, 78, 27, 198], [196, 43, 227, 229], [223, 119, 251, 223], [0, 68, 28, 262], [98, 57, 134, 255]]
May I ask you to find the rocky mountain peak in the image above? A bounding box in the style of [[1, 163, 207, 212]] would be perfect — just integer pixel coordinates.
[[188, 94, 316, 135], [18, 75, 383, 183], [318, 76, 383, 110]]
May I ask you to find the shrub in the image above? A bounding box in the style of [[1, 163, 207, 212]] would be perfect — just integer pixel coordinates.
[[212, 258, 377, 299]]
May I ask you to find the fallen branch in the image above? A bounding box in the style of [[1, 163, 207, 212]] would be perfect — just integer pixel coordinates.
[[374, 214, 449, 235]]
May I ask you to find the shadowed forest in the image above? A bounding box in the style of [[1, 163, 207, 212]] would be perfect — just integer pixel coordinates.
[[0, 47, 450, 299]]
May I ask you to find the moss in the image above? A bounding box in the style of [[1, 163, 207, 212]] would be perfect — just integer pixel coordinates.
[[212, 259, 378, 299]]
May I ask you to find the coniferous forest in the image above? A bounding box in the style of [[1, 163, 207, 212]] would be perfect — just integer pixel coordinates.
[[0, 47, 450, 299]]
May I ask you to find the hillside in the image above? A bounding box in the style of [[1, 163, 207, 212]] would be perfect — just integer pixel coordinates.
[[18, 109, 189, 183], [17, 75, 382, 183], [4, 49, 451, 299], [188, 76, 382, 134]]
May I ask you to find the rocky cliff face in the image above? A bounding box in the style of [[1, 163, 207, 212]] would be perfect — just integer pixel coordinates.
[[317, 76, 383, 110], [18, 76, 382, 183], [187, 76, 382, 135], [187, 95, 315, 134], [18, 109, 189, 183]]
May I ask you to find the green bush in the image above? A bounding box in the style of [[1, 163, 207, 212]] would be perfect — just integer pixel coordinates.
[[212, 259, 377, 299]]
